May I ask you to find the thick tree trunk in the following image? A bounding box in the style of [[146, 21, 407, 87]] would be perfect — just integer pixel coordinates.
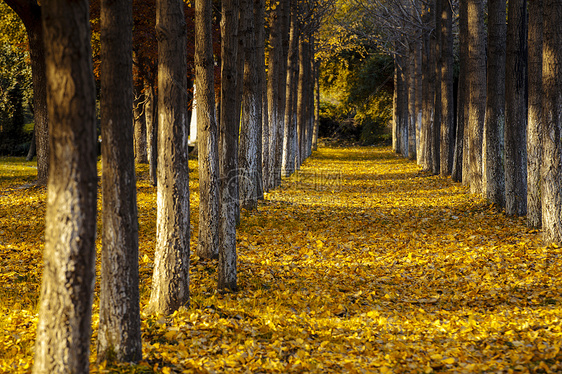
[[452, 0, 468, 183], [483, 0, 506, 207], [527, 0, 543, 228], [541, 0, 562, 244], [439, 0, 454, 176], [196, 0, 220, 258], [218, 0, 240, 292], [505, 0, 528, 216], [467, 0, 486, 194], [239, 0, 260, 210], [32, 0, 97, 371], [97, 0, 142, 362], [147, 0, 190, 314]]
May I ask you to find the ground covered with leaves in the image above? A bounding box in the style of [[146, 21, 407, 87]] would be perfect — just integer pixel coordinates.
[[1, 146, 562, 373]]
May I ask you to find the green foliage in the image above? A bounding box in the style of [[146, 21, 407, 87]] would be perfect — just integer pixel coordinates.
[[319, 50, 393, 144], [0, 44, 33, 156]]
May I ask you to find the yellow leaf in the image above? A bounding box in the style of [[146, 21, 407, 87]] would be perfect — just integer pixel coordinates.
[[441, 357, 455, 365]]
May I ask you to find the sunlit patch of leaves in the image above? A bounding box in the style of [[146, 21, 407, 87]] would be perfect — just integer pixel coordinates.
[[2, 148, 562, 373]]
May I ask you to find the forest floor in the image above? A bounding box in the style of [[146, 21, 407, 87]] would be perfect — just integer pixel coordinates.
[[1, 146, 562, 373]]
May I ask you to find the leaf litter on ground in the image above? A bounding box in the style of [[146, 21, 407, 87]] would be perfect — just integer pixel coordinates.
[[1, 147, 562, 373]]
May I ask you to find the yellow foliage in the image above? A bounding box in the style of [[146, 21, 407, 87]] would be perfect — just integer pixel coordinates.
[[1, 148, 562, 373]]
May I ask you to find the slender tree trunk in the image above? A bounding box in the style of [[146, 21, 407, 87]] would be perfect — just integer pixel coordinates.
[[421, 3, 435, 171], [145, 78, 157, 186], [133, 83, 148, 164], [467, 0, 486, 194], [452, 0, 468, 183], [505, 0, 528, 216], [392, 59, 401, 154], [267, 0, 281, 188], [32, 0, 97, 371], [282, 6, 298, 177], [399, 51, 409, 159], [440, 0, 454, 176], [97, 0, 142, 361], [239, 0, 260, 210], [483, 0, 506, 207], [147, 0, 190, 314], [218, 0, 239, 292], [527, 0, 543, 228], [196, 0, 220, 258], [415, 38, 423, 165], [275, 0, 289, 185], [312, 57, 320, 151], [541, 0, 562, 244], [408, 42, 417, 160], [256, 0, 266, 196], [431, 0, 441, 175]]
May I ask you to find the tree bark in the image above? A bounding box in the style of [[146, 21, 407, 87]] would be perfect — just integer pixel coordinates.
[[255, 0, 266, 197], [467, 0, 486, 194], [267, 0, 282, 189], [527, 0, 543, 228], [133, 83, 148, 164], [541, 0, 562, 244], [239, 0, 260, 210], [452, 0, 468, 183], [218, 0, 240, 292], [147, 0, 190, 314], [97, 0, 142, 362], [196, 0, 220, 258], [439, 0, 454, 176], [32, 0, 97, 371], [483, 0, 506, 207], [408, 42, 417, 160], [282, 5, 298, 177], [275, 0, 290, 185], [505, 0, 528, 216], [145, 78, 157, 186]]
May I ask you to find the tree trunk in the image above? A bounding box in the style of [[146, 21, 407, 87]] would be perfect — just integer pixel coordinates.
[[392, 59, 401, 154], [133, 83, 148, 164], [312, 57, 320, 151], [97, 0, 142, 362], [467, 0, 486, 194], [408, 42, 417, 160], [483, 0, 506, 207], [218, 0, 240, 292], [541, 0, 562, 244], [452, 0, 468, 183], [256, 0, 266, 197], [239, 0, 260, 210], [196, 0, 220, 258], [4, 0, 50, 184], [147, 0, 190, 314], [439, 0, 454, 176], [527, 0, 543, 228], [145, 78, 158, 186], [267, 0, 281, 189], [32, 0, 97, 371], [505, 0, 528, 216], [421, 3, 435, 171], [432, 0, 441, 175], [282, 6, 298, 177], [275, 0, 290, 185]]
